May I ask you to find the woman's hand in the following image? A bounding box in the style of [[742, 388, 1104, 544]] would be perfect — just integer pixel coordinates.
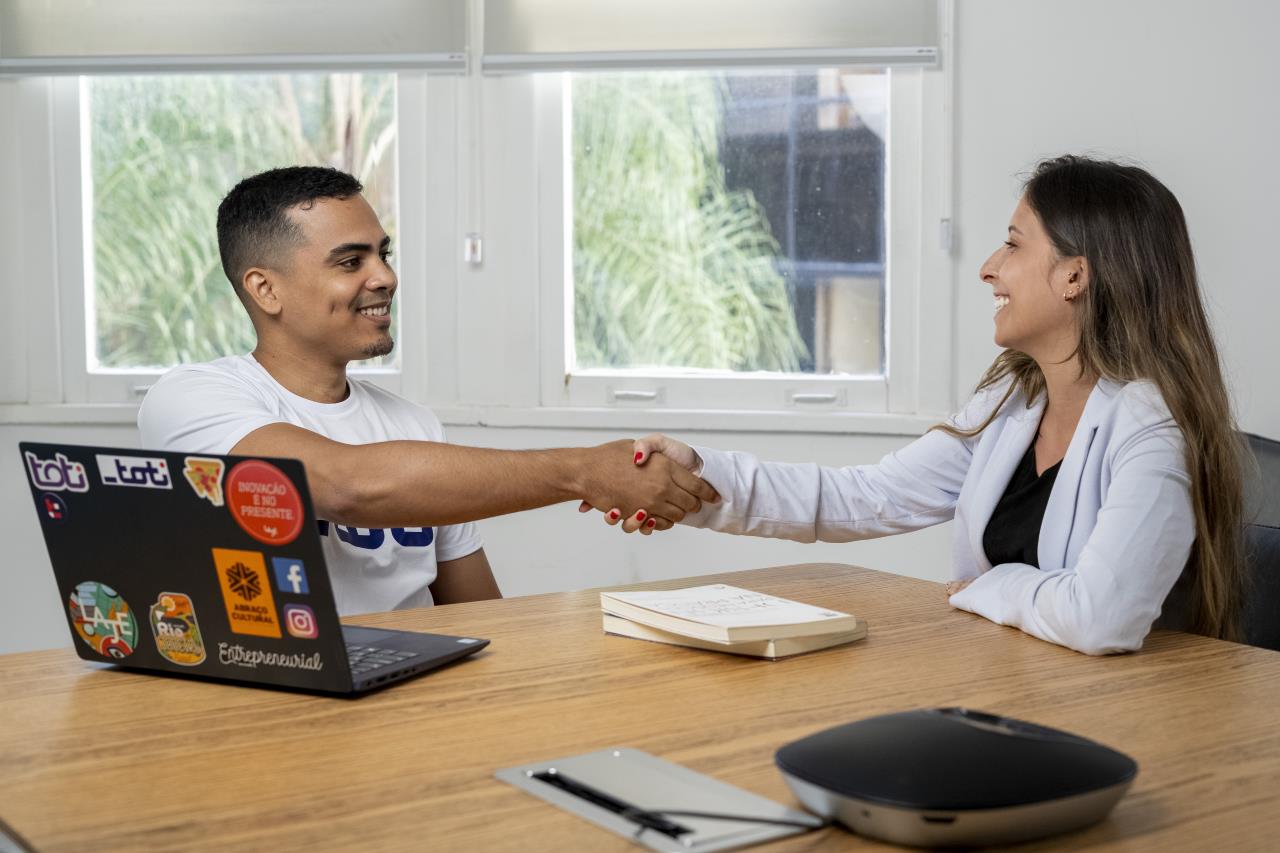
[[632, 433, 702, 474], [577, 434, 709, 534]]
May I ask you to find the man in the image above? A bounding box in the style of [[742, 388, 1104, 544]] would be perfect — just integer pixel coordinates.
[[139, 166, 715, 614]]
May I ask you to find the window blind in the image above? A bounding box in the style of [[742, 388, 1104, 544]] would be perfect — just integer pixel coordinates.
[[482, 0, 939, 73], [0, 0, 467, 75]]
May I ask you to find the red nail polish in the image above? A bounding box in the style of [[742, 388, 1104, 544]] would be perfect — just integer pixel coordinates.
[[635, 510, 647, 521], [608, 510, 619, 520], [634, 452, 643, 464], [646, 518, 656, 529]]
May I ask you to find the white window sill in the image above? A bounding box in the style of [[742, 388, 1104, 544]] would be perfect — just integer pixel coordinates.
[[415, 405, 939, 435], [0, 402, 942, 436]]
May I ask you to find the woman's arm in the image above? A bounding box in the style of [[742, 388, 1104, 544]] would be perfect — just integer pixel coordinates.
[[676, 430, 972, 542], [948, 416, 1193, 655], [609, 386, 1008, 539]]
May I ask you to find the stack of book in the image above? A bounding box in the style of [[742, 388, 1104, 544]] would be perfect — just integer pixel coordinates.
[[600, 583, 867, 660]]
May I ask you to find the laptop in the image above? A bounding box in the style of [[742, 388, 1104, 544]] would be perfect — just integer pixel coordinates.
[[20, 441, 490, 695]]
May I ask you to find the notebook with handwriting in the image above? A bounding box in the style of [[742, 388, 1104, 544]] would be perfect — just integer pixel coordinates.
[[599, 584, 860, 644]]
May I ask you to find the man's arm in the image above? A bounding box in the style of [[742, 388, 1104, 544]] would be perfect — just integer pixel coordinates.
[[230, 423, 716, 528], [430, 548, 502, 605]]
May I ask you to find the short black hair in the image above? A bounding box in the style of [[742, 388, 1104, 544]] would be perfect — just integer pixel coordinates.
[[216, 166, 364, 293]]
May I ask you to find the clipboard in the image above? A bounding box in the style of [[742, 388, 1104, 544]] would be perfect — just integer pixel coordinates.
[[496, 747, 822, 852]]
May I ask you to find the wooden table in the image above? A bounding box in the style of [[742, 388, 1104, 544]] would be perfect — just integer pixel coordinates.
[[3, 563, 1279, 852]]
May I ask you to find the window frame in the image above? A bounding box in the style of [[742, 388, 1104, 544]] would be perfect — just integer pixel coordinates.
[[44, 72, 423, 405], [18, 14, 954, 436], [531, 64, 952, 418]]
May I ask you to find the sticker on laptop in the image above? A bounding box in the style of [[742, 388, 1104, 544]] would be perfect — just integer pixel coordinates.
[[226, 460, 304, 546], [283, 604, 319, 639], [148, 592, 206, 666], [272, 557, 310, 595], [182, 457, 225, 507], [96, 454, 172, 489], [25, 451, 90, 493], [212, 548, 282, 638], [217, 642, 323, 672], [67, 581, 138, 659], [40, 493, 69, 521]]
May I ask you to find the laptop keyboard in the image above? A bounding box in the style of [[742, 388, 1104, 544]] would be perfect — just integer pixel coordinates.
[[345, 644, 419, 677]]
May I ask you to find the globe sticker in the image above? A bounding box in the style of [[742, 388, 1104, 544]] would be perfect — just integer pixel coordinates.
[[225, 460, 304, 546], [68, 581, 138, 659], [149, 591, 206, 666]]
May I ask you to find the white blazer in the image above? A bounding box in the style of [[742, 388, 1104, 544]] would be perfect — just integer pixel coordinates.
[[685, 378, 1195, 655]]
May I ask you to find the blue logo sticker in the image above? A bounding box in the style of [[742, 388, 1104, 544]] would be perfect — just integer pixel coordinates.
[[271, 557, 309, 595]]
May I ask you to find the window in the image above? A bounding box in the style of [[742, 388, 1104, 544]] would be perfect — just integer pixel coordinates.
[[85, 74, 400, 372], [11, 0, 950, 427], [536, 64, 946, 415], [570, 68, 887, 378], [41, 72, 410, 403]]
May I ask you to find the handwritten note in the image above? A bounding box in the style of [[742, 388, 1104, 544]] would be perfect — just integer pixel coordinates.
[[602, 584, 849, 629]]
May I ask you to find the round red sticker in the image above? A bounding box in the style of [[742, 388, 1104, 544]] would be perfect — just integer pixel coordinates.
[[226, 460, 304, 546]]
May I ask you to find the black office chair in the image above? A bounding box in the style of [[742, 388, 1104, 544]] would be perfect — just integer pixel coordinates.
[[1242, 432, 1280, 651]]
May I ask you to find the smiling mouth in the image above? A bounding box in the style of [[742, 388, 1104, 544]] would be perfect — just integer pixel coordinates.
[[994, 295, 1009, 314], [357, 304, 390, 319]]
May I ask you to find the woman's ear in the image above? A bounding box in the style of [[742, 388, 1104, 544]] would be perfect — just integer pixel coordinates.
[[242, 268, 282, 316], [1063, 257, 1090, 300]]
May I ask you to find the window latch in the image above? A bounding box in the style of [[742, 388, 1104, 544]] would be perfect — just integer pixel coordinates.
[[788, 391, 841, 406], [464, 233, 483, 266], [610, 389, 661, 404]]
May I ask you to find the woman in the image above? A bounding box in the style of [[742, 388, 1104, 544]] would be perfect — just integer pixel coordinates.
[[598, 155, 1245, 655]]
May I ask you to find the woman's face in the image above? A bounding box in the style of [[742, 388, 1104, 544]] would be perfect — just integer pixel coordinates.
[[979, 197, 1084, 361]]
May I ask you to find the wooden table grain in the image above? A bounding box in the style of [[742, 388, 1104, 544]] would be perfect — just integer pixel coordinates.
[[2, 563, 1279, 852]]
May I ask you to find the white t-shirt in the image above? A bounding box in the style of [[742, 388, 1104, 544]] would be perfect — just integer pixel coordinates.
[[137, 354, 483, 616]]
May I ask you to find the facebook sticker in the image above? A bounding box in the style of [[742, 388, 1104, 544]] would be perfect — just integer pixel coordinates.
[[271, 558, 310, 595]]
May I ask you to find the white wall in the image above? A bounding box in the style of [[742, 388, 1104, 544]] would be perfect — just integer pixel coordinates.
[[952, 0, 1280, 434], [3, 0, 1278, 655]]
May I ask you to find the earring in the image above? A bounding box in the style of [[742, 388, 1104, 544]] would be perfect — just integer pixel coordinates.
[[1064, 288, 1079, 301]]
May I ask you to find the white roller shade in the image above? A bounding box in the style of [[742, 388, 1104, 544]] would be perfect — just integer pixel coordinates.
[[0, 0, 467, 75], [483, 0, 939, 73]]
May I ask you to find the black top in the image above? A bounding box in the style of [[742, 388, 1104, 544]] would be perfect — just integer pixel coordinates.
[[982, 441, 1061, 568]]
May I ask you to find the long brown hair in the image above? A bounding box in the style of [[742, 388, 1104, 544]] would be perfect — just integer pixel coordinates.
[[941, 156, 1244, 640]]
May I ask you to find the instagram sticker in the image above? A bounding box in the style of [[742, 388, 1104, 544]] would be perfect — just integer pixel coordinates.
[[283, 604, 318, 639]]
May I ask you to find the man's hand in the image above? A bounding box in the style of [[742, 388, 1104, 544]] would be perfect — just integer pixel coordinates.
[[580, 434, 707, 535], [574, 439, 717, 531]]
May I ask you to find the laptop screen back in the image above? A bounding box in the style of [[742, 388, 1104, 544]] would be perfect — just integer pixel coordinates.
[[21, 442, 355, 693]]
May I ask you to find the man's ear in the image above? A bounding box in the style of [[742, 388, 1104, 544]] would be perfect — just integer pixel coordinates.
[[241, 268, 282, 316]]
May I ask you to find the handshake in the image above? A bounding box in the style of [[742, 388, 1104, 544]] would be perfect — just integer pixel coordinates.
[[576, 434, 710, 535]]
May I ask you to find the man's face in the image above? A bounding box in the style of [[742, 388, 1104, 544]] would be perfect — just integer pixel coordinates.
[[271, 194, 397, 365]]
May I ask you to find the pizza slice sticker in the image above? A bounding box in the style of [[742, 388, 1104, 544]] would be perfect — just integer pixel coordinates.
[[183, 457, 225, 507]]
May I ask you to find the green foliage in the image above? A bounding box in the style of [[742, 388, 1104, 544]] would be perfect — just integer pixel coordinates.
[[93, 72, 802, 374], [90, 74, 396, 368], [572, 73, 808, 372]]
